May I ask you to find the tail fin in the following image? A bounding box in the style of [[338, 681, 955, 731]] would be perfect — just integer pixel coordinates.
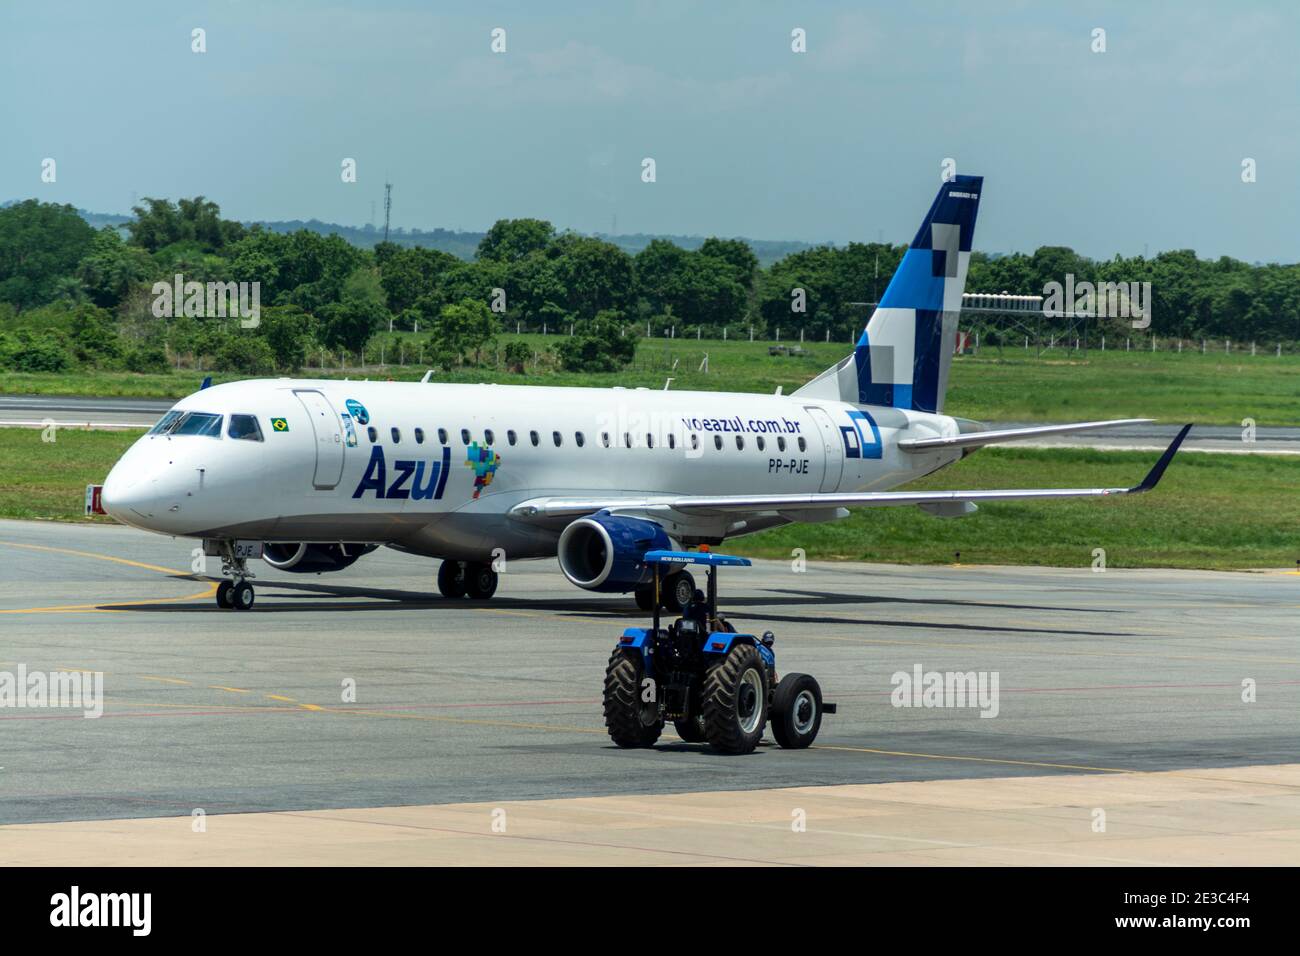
[[793, 174, 982, 413]]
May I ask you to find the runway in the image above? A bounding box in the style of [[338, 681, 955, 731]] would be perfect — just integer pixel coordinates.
[[1, 518, 1298, 863], [2, 395, 1299, 453]]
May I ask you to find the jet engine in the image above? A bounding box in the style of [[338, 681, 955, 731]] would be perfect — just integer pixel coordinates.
[[262, 542, 377, 573], [557, 512, 671, 592]]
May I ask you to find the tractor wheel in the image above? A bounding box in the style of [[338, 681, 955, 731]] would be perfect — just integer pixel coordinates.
[[770, 673, 823, 749], [662, 571, 695, 613], [701, 643, 767, 754], [603, 649, 663, 748], [674, 712, 706, 743]]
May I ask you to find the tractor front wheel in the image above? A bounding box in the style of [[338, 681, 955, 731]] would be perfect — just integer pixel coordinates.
[[770, 673, 823, 749]]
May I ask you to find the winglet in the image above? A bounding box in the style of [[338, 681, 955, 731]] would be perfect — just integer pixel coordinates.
[[1130, 424, 1192, 493]]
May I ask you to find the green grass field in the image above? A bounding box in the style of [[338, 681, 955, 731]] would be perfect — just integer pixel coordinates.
[[3, 336, 1296, 426], [2, 426, 1293, 571]]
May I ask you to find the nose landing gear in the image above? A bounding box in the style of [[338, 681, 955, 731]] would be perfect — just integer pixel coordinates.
[[213, 542, 256, 611]]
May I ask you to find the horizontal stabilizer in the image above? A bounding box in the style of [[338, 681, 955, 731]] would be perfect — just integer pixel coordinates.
[[898, 418, 1154, 452]]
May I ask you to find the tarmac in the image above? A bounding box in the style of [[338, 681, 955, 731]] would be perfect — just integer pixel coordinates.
[[1, 518, 1297, 864]]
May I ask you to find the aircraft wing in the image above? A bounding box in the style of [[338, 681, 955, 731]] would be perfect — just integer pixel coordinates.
[[897, 418, 1153, 452], [510, 424, 1191, 521]]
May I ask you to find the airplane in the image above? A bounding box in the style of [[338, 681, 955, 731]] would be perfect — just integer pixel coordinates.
[[98, 174, 1191, 611]]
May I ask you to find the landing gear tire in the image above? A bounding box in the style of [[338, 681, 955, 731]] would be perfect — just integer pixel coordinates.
[[634, 586, 657, 612], [662, 571, 695, 613], [770, 673, 823, 749], [437, 560, 466, 599], [465, 562, 498, 600], [230, 580, 255, 611], [701, 643, 768, 755], [603, 649, 663, 748], [216, 580, 233, 609]]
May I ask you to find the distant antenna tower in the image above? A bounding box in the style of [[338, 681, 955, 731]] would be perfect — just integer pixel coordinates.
[[383, 182, 393, 242]]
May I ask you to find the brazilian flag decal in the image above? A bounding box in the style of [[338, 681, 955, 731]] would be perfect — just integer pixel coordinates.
[[271, 417, 289, 432]]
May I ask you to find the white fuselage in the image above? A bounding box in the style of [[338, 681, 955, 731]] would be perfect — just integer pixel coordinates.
[[102, 379, 962, 560]]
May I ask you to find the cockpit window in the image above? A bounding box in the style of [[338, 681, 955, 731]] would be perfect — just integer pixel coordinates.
[[167, 411, 224, 438], [149, 411, 182, 435], [228, 414, 264, 442]]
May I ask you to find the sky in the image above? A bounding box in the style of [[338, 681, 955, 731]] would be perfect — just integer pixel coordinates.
[[2, 0, 1297, 261]]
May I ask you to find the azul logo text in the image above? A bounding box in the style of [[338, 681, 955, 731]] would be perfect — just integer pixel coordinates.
[[353, 447, 451, 500]]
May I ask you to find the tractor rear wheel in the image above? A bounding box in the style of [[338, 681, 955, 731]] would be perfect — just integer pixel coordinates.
[[701, 643, 767, 754], [603, 649, 663, 748]]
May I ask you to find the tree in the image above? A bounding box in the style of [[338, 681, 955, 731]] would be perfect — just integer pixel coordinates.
[[378, 246, 460, 317], [0, 201, 96, 310], [257, 304, 315, 371], [554, 311, 636, 372], [216, 336, 276, 374], [552, 236, 633, 320], [477, 219, 555, 263], [320, 268, 388, 352], [126, 196, 244, 253], [431, 299, 499, 366], [503, 340, 531, 373], [76, 227, 156, 308]]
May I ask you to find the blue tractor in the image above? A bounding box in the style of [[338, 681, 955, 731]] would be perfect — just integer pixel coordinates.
[[603, 550, 835, 755]]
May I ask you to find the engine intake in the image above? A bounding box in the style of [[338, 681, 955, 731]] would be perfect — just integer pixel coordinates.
[[557, 512, 671, 593], [262, 542, 376, 573]]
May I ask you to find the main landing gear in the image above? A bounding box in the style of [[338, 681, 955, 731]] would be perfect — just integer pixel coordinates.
[[437, 560, 499, 600], [214, 542, 256, 611]]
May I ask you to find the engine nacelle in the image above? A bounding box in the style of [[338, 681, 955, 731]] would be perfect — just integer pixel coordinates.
[[557, 512, 671, 593], [262, 542, 376, 573]]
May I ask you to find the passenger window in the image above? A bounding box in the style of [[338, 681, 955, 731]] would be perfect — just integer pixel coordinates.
[[691, 434, 700, 451], [227, 414, 264, 442], [646, 433, 654, 449], [735, 435, 744, 450], [530, 430, 539, 447], [601, 432, 610, 448], [624, 433, 632, 449], [777, 436, 787, 452], [668, 434, 676, 450], [575, 432, 585, 447], [552, 431, 562, 447], [714, 435, 723, 450], [798, 436, 807, 452], [461, 428, 470, 445], [391, 427, 401, 443], [438, 428, 448, 444], [756, 436, 765, 451], [485, 429, 495, 445], [368, 426, 377, 442], [414, 427, 425, 444], [508, 430, 517, 446]]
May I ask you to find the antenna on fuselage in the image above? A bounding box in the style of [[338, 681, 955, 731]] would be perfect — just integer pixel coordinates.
[[421, 370, 433, 383], [663, 378, 674, 390], [774, 385, 783, 396]]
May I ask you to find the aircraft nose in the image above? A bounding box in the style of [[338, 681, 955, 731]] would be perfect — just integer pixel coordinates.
[[101, 456, 163, 527]]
